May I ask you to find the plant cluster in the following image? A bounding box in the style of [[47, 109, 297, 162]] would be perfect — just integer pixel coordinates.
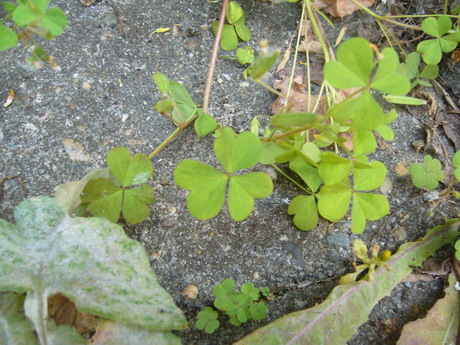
[[196, 279, 269, 334], [212, 1, 251, 51], [0, 0, 67, 65]]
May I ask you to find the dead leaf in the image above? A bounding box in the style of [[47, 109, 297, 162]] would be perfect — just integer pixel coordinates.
[[435, 110, 460, 151], [402, 258, 451, 283], [299, 40, 323, 54], [3, 89, 14, 108], [395, 162, 409, 176], [48, 293, 99, 337], [272, 68, 327, 114], [313, 0, 375, 18], [276, 48, 291, 73]]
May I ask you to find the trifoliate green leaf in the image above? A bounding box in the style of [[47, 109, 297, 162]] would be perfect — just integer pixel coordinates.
[[196, 307, 220, 334], [236, 46, 255, 64], [42, 7, 67, 36], [290, 156, 321, 192], [421, 16, 451, 37], [12, 6, 36, 26], [107, 147, 153, 187], [409, 155, 445, 189]]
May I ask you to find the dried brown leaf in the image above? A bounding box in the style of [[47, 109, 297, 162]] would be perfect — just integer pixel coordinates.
[[313, 0, 375, 18], [436, 110, 460, 151]]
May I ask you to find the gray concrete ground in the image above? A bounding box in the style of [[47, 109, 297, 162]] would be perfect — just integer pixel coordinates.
[[0, 0, 458, 344]]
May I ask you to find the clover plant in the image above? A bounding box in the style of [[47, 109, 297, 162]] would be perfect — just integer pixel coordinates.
[[196, 279, 269, 334], [397, 51, 439, 89], [0, 0, 68, 65], [417, 15, 460, 65], [212, 1, 251, 51], [80, 147, 155, 224], [409, 155, 445, 190], [174, 127, 273, 221]]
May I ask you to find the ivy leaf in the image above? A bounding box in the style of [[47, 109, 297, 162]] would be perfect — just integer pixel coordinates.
[[409, 155, 445, 189], [107, 147, 153, 187], [287, 195, 319, 231], [174, 160, 228, 220], [324, 37, 374, 89], [317, 181, 352, 222], [0, 196, 188, 342]]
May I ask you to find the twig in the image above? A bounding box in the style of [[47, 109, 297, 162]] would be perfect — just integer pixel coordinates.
[[203, 0, 229, 114]]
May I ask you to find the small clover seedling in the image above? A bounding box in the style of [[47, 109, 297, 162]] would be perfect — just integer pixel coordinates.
[[196, 279, 269, 333], [196, 307, 220, 334], [212, 1, 251, 51], [397, 52, 439, 89], [409, 155, 445, 190], [1, 0, 68, 65], [153, 72, 217, 137], [175, 127, 273, 221], [81, 147, 154, 224], [417, 16, 460, 65], [340, 239, 392, 284]]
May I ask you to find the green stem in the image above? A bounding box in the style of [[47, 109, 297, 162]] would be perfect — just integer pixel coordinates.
[[305, 0, 330, 62], [270, 164, 312, 195], [148, 115, 198, 159]]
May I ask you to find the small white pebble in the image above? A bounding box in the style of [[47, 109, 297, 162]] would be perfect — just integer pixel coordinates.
[[252, 272, 261, 280]]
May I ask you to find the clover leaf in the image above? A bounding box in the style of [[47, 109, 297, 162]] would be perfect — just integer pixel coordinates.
[[409, 155, 445, 189], [417, 16, 460, 65], [81, 147, 154, 224], [453, 151, 460, 180], [174, 127, 273, 221], [317, 159, 389, 233], [212, 1, 251, 51], [196, 307, 220, 334], [249, 302, 268, 321], [240, 283, 260, 301], [398, 52, 439, 88], [324, 37, 410, 96]]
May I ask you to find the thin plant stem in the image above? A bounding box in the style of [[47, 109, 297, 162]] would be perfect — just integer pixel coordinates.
[[148, 115, 198, 159], [203, 0, 229, 114], [270, 164, 312, 195], [255, 78, 283, 97]]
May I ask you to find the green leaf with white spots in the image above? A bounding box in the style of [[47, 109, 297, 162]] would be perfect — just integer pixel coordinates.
[[0, 196, 187, 344]]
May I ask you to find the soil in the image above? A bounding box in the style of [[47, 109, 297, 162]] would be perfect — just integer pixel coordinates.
[[0, 0, 459, 344]]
